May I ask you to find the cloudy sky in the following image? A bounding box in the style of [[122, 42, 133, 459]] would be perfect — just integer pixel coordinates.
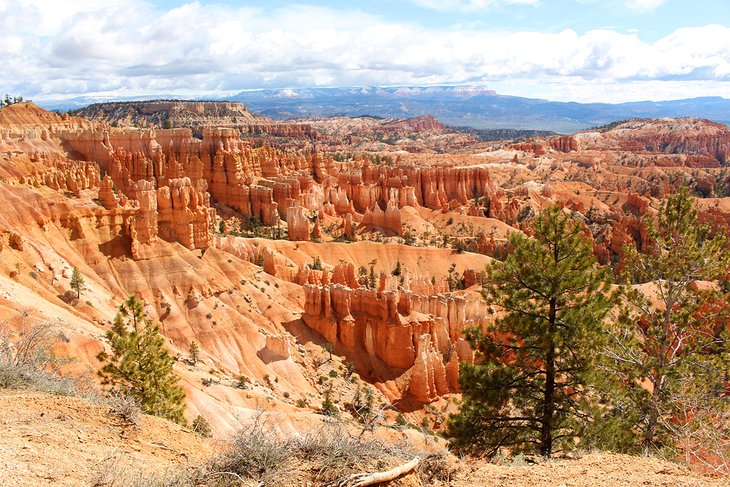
[[1, 0, 729, 103]]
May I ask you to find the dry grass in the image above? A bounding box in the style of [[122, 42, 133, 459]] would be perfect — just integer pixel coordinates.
[[107, 394, 142, 427], [93, 413, 452, 486], [0, 321, 77, 396]]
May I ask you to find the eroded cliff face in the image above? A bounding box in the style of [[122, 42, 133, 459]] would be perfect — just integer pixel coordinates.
[[574, 118, 730, 166], [54, 121, 510, 254], [2, 101, 730, 433], [302, 272, 486, 403]]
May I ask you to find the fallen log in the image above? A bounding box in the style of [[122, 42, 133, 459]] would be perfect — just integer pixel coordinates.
[[339, 456, 421, 487]]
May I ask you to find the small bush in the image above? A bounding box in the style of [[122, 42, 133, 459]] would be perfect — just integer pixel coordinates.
[[108, 394, 142, 427], [192, 415, 213, 438], [208, 413, 292, 484], [321, 385, 338, 416], [236, 375, 249, 389], [0, 321, 76, 396], [417, 450, 455, 484]]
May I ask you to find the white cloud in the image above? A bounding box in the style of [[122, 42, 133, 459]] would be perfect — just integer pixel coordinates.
[[0, 1, 729, 103], [410, 0, 540, 12], [624, 0, 666, 12]]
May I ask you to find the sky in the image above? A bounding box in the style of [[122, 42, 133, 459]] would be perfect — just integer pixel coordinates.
[[1, 0, 729, 103]]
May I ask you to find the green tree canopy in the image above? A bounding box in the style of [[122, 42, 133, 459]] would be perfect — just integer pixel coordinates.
[[600, 187, 730, 454], [70, 267, 85, 299], [97, 295, 186, 424], [447, 205, 614, 457]]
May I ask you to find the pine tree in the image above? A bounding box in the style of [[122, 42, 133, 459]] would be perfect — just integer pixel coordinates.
[[70, 267, 85, 299], [446, 206, 614, 457], [321, 384, 337, 416], [368, 259, 378, 290], [600, 187, 730, 452], [192, 414, 213, 438], [189, 341, 200, 365], [97, 295, 186, 424]]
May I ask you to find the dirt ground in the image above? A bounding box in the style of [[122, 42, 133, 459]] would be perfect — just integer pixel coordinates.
[[0, 389, 726, 487], [451, 452, 728, 487], [0, 390, 212, 487]]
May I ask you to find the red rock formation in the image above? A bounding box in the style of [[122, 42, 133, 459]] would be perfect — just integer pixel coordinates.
[[157, 178, 212, 250], [381, 115, 445, 133], [576, 118, 730, 165], [550, 135, 578, 152], [510, 142, 545, 155], [286, 202, 310, 241], [130, 180, 158, 259], [98, 175, 118, 209], [302, 281, 489, 402]]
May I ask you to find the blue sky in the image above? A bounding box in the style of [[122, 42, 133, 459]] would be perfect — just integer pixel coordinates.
[[184, 0, 727, 41], [1, 0, 729, 103]]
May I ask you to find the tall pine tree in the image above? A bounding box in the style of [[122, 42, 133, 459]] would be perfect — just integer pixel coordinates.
[[70, 267, 85, 299], [600, 187, 730, 453], [97, 295, 186, 424], [447, 205, 613, 457]]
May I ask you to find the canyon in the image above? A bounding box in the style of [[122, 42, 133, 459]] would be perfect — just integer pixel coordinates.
[[1, 100, 729, 466]]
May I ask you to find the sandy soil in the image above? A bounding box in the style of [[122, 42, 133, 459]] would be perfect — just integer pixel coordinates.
[[0, 390, 212, 487], [452, 453, 728, 487], [1, 389, 726, 487]]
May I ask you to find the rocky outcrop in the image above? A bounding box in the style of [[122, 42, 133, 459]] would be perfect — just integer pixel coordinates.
[[576, 118, 730, 165], [302, 281, 488, 402], [130, 180, 159, 259], [550, 135, 578, 153], [381, 115, 445, 133], [98, 175, 118, 209], [75, 100, 258, 129], [285, 202, 310, 241], [157, 178, 212, 250]]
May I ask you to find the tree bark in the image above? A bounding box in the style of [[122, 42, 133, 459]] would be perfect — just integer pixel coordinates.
[[541, 297, 557, 457], [340, 456, 420, 487]]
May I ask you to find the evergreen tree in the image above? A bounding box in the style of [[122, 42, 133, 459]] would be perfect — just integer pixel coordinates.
[[192, 414, 213, 438], [189, 341, 200, 365], [368, 259, 378, 290], [70, 267, 86, 299], [97, 295, 186, 424], [600, 187, 730, 452], [446, 206, 614, 457]]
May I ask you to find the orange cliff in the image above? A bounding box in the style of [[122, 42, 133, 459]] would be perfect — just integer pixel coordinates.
[[302, 268, 486, 403], [57, 122, 504, 246]]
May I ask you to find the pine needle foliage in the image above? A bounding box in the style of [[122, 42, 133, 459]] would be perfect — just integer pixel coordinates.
[[447, 205, 614, 457], [97, 295, 186, 424], [600, 187, 730, 454], [70, 267, 85, 299]]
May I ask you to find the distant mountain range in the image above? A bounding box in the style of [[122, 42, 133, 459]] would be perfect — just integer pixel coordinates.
[[37, 86, 730, 134]]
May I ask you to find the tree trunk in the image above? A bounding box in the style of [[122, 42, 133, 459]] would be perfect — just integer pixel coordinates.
[[341, 456, 420, 487], [541, 298, 557, 457]]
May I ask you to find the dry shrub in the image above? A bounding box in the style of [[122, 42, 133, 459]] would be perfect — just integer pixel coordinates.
[[417, 450, 456, 484], [108, 394, 142, 427], [296, 421, 410, 484], [192, 414, 213, 438], [93, 413, 454, 487], [208, 412, 293, 485], [0, 320, 76, 396], [92, 453, 201, 487]]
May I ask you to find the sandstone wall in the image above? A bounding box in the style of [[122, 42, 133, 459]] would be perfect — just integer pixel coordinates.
[[302, 279, 488, 403]]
